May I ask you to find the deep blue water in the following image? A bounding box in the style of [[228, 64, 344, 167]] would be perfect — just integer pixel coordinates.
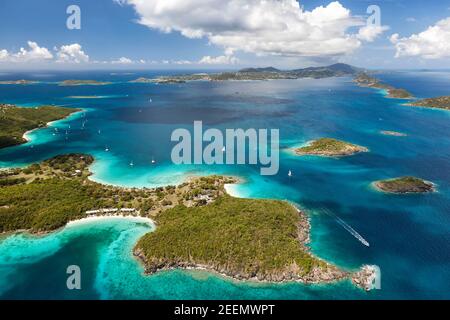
[[0, 70, 449, 299]]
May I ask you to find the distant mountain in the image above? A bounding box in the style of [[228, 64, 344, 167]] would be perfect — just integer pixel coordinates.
[[292, 63, 362, 75], [238, 63, 362, 78]]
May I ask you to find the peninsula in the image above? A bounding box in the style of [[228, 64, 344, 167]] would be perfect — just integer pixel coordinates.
[[408, 96, 450, 111], [374, 177, 435, 194], [135, 194, 375, 289], [294, 138, 368, 157], [354, 73, 414, 99], [130, 63, 362, 84], [0, 103, 79, 149], [0, 154, 376, 290]]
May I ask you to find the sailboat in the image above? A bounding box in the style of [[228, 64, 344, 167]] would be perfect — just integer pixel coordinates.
[[151, 157, 156, 164], [288, 170, 292, 178], [105, 146, 109, 152], [222, 146, 226, 152], [129, 161, 134, 167]]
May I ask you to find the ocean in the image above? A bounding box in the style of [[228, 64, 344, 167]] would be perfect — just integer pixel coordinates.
[[0, 70, 449, 299]]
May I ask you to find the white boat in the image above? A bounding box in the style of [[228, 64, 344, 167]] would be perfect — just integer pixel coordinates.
[[288, 170, 292, 177], [222, 146, 226, 152], [105, 147, 109, 152], [130, 161, 134, 167]]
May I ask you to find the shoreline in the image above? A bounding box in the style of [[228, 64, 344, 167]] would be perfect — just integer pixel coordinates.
[[0, 156, 377, 291], [371, 180, 437, 194], [133, 193, 377, 291], [66, 214, 155, 228], [1, 214, 155, 237], [21, 108, 86, 145]]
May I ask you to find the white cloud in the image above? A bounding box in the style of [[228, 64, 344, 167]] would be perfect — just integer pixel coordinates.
[[116, 0, 381, 57], [3, 41, 54, 62], [172, 60, 193, 65], [0, 50, 9, 61], [406, 17, 417, 23], [56, 43, 89, 63], [111, 57, 134, 64], [357, 25, 390, 42], [199, 55, 239, 65], [390, 17, 450, 59]]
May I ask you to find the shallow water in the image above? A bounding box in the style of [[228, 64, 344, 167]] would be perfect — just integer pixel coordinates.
[[0, 71, 449, 299]]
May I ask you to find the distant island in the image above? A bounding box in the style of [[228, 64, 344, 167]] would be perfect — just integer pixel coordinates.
[[380, 131, 407, 137], [354, 73, 414, 99], [0, 80, 38, 85], [58, 80, 112, 86], [294, 138, 368, 157], [0, 154, 377, 290], [408, 96, 450, 111], [0, 103, 79, 149], [129, 63, 362, 84], [130, 77, 187, 84], [374, 177, 435, 194]]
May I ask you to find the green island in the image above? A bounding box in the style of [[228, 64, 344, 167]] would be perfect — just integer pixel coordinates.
[[0, 80, 38, 85], [380, 131, 407, 137], [354, 73, 414, 99], [0, 154, 376, 290], [374, 176, 435, 194], [0, 103, 79, 149], [130, 63, 362, 84], [294, 138, 368, 157], [408, 96, 450, 111], [58, 80, 112, 86]]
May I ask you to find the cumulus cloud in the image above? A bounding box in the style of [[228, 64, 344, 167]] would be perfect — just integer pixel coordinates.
[[199, 55, 239, 65], [115, 0, 381, 57], [1, 41, 54, 62], [56, 43, 89, 63], [357, 25, 390, 42], [390, 17, 450, 59], [0, 50, 9, 61], [111, 57, 134, 64]]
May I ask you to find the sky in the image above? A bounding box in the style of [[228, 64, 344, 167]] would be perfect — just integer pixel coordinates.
[[0, 0, 449, 70]]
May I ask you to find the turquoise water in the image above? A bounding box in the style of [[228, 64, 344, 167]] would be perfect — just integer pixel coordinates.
[[0, 71, 449, 299]]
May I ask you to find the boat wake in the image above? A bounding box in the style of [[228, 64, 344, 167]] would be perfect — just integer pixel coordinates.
[[322, 209, 370, 247]]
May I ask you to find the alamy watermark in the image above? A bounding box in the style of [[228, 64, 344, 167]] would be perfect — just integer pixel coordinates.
[[66, 5, 81, 30], [66, 265, 81, 290], [171, 121, 279, 176]]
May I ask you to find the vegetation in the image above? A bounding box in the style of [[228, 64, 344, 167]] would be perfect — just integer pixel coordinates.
[[408, 96, 450, 110], [374, 176, 435, 194], [0, 155, 234, 233], [135, 195, 345, 282], [0, 154, 374, 288], [294, 138, 368, 157], [354, 73, 414, 99], [0, 104, 79, 149]]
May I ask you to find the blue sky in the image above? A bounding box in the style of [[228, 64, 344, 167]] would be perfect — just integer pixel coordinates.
[[0, 0, 449, 70]]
